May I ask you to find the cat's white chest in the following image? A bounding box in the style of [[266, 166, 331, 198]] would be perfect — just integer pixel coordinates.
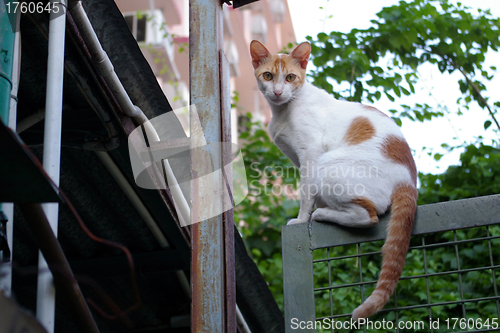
[[268, 106, 326, 168], [268, 118, 301, 167]]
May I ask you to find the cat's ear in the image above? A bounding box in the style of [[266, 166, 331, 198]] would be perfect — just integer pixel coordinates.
[[250, 40, 271, 69], [291, 42, 311, 69]]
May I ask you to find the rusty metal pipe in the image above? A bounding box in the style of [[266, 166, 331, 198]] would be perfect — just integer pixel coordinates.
[[19, 203, 100, 333]]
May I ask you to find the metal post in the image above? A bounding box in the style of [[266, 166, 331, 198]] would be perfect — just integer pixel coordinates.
[[282, 224, 316, 333], [37, 1, 67, 331], [190, 0, 235, 332]]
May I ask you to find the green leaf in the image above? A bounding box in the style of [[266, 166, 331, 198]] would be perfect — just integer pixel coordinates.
[[434, 153, 444, 161], [317, 32, 328, 42], [484, 120, 492, 130], [409, 82, 415, 94], [415, 111, 424, 122], [392, 117, 402, 127], [394, 86, 401, 98]]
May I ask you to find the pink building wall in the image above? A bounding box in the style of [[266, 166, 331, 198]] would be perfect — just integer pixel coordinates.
[[115, 0, 296, 137]]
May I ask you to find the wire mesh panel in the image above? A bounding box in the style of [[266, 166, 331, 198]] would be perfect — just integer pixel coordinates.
[[282, 194, 500, 333], [312, 226, 500, 332]]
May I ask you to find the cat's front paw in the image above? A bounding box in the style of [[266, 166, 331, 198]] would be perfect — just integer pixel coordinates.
[[287, 218, 308, 225]]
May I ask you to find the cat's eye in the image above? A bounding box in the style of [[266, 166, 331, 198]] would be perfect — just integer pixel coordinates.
[[262, 72, 273, 81], [286, 74, 296, 82]]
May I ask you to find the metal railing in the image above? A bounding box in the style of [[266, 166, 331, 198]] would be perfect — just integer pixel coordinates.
[[282, 194, 500, 332]]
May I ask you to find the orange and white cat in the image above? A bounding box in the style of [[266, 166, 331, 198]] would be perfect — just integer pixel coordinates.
[[250, 40, 418, 320]]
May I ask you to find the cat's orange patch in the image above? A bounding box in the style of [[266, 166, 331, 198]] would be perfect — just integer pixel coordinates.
[[343, 116, 375, 145], [361, 104, 388, 117], [352, 197, 379, 223], [381, 135, 417, 184]]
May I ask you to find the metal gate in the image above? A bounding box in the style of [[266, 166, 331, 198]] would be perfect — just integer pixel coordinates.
[[282, 194, 500, 332]]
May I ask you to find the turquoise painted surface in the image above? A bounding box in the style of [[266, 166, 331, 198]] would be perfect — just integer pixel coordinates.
[[0, 0, 16, 124]]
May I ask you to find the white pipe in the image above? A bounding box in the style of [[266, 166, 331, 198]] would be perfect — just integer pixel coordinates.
[[0, 9, 21, 298], [72, 0, 191, 273], [70, 2, 139, 119], [70, 3, 190, 226], [236, 305, 252, 333], [139, 117, 190, 226], [8, 10, 21, 131], [37, 1, 67, 331]]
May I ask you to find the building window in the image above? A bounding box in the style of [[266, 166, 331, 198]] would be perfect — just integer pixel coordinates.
[[251, 14, 267, 44], [124, 13, 147, 43]]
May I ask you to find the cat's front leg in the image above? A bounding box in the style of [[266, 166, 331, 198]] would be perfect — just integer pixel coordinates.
[[287, 159, 318, 225], [288, 176, 316, 225]]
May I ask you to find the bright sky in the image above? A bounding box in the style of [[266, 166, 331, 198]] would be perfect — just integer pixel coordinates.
[[287, 0, 500, 175]]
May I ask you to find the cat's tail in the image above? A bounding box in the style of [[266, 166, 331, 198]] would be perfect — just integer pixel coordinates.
[[352, 183, 418, 320]]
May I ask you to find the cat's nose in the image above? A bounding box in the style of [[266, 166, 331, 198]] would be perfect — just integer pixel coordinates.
[[274, 91, 282, 96]]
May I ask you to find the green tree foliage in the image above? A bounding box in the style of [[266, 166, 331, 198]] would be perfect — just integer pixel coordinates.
[[307, 0, 500, 131], [236, 115, 300, 308], [234, 0, 500, 325], [418, 143, 500, 203]]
